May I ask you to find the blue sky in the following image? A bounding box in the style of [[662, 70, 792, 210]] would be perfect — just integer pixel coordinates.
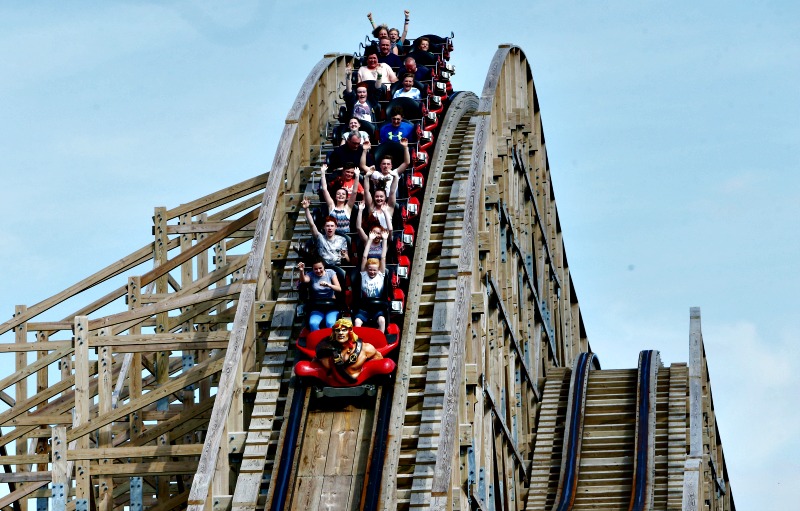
[[1, 1, 798, 508]]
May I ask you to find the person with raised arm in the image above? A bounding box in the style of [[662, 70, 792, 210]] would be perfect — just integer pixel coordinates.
[[296, 258, 342, 331], [353, 229, 390, 332], [343, 64, 381, 123], [360, 138, 409, 202], [367, 10, 410, 54], [356, 201, 391, 260], [301, 198, 349, 283], [363, 162, 398, 231], [319, 163, 358, 234]]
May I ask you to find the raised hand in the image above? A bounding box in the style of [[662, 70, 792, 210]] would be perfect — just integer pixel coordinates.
[[301, 198, 310, 209]]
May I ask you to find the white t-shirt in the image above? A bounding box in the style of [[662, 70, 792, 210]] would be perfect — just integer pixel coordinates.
[[358, 63, 398, 83]]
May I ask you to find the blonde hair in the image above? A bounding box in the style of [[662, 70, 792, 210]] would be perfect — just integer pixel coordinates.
[[366, 258, 380, 267], [333, 318, 353, 330]]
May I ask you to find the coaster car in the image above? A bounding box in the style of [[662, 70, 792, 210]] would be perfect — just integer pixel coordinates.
[[294, 326, 399, 387]]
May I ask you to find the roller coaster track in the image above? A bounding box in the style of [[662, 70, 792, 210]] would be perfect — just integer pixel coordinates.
[[0, 44, 736, 511]]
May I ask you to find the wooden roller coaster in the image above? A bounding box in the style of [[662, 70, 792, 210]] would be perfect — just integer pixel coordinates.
[[0, 42, 734, 511]]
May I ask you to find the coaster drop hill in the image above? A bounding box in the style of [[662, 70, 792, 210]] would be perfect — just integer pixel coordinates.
[[0, 35, 734, 511]]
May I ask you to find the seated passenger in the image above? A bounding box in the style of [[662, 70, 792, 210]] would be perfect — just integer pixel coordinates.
[[343, 66, 382, 123], [302, 198, 350, 282], [328, 160, 364, 201], [312, 318, 385, 382], [297, 259, 342, 331], [340, 118, 370, 145], [360, 139, 409, 195], [379, 107, 415, 143], [328, 131, 372, 171], [319, 163, 358, 234], [362, 173, 397, 232], [407, 37, 436, 67], [358, 48, 398, 84], [403, 57, 432, 82], [392, 74, 421, 100], [354, 230, 390, 332], [377, 37, 403, 68]]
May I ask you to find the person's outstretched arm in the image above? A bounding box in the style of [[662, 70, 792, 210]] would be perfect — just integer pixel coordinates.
[[318, 164, 334, 210], [400, 10, 410, 45], [302, 198, 321, 238], [296, 262, 311, 283], [379, 229, 389, 273], [356, 201, 368, 243], [361, 230, 378, 271]]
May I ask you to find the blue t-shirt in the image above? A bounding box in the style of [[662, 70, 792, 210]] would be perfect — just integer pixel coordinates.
[[380, 121, 414, 143]]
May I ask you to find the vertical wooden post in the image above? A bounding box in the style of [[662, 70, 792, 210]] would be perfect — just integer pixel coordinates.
[[14, 306, 29, 511], [127, 276, 144, 440], [50, 426, 68, 511], [97, 327, 114, 511], [73, 316, 90, 503], [197, 214, 211, 410], [180, 212, 197, 466], [154, 206, 171, 500]]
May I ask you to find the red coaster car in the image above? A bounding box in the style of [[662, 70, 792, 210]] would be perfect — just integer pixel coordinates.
[[294, 326, 399, 387]]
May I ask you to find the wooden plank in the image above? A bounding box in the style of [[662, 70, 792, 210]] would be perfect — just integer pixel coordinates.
[[164, 173, 268, 220], [68, 444, 204, 460], [88, 331, 230, 347], [89, 461, 199, 477], [0, 481, 48, 510], [73, 317, 91, 501], [325, 407, 360, 477], [0, 341, 71, 353], [688, 307, 703, 457], [88, 282, 241, 332], [319, 475, 353, 511], [297, 410, 333, 477], [0, 345, 72, 394]]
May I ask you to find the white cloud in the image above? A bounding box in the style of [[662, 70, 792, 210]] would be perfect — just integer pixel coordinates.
[[704, 320, 800, 503]]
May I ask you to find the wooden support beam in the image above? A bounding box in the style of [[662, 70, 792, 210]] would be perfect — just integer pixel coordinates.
[[73, 317, 91, 501], [68, 354, 225, 443], [487, 276, 541, 401]]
